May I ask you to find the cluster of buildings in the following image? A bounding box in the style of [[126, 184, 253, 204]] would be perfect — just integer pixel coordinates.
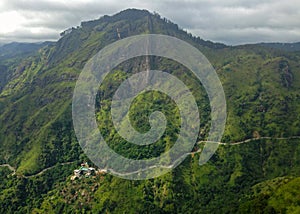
[[71, 162, 107, 180]]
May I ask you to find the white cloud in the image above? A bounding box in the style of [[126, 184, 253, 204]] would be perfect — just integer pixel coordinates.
[[0, 0, 300, 45], [0, 11, 27, 33]]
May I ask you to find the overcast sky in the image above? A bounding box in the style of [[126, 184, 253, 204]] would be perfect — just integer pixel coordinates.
[[0, 0, 300, 45]]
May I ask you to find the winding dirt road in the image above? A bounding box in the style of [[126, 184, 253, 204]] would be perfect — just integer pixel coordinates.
[[1, 136, 300, 178], [0, 161, 76, 178], [0, 164, 16, 175]]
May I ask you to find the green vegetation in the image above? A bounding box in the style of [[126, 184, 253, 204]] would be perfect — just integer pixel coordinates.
[[0, 9, 300, 213]]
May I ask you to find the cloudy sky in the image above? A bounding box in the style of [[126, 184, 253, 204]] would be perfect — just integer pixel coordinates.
[[0, 0, 300, 45]]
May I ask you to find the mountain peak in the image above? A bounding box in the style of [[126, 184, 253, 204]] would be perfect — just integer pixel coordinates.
[[80, 8, 151, 30], [110, 8, 151, 19]]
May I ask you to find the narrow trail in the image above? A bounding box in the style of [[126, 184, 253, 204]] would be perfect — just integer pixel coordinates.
[[1, 136, 300, 178]]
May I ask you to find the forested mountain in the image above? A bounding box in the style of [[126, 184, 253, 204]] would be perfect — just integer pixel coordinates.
[[259, 42, 300, 52], [0, 9, 300, 213], [0, 42, 53, 60], [0, 42, 53, 92]]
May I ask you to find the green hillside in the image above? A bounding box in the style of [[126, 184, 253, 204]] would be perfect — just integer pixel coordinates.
[[0, 9, 300, 213]]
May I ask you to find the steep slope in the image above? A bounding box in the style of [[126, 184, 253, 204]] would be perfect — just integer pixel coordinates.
[[0, 9, 300, 213], [0, 8, 225, 175]]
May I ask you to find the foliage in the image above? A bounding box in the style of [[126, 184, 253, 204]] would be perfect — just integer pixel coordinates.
[[1, 9, 300, 213]]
